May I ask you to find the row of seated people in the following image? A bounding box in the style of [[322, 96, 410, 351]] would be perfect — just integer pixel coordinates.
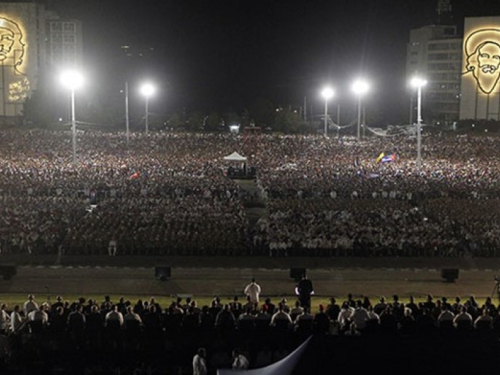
[[3, 293, 500, 341]]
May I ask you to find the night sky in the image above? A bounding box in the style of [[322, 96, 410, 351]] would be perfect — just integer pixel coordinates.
[[40, 0, 500, 122]]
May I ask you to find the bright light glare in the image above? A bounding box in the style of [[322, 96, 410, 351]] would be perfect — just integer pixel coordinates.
[[352, 79, 369, 95], [60, 70, 84, 91], [411, 77, 428, 88], [321, 87, 334, 100], [140, 83, 155, 98]]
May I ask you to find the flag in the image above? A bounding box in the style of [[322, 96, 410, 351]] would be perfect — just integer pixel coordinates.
[[380, 153, 397, 163], [129, 171, 140, 180], [376, 152, 385, 163]]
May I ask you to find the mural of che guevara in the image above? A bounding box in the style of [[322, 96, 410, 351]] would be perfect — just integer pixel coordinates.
[[464, 29, 500, 95], [0, 15, 29, 115]]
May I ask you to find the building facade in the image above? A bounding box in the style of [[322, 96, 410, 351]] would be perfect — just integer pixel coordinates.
[[0, 2, 82, 124], [406, 24, 462, 125]]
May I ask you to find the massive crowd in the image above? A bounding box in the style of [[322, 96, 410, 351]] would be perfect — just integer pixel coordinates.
[[1, 129, 500, 257], [0, 292, 498, 373]]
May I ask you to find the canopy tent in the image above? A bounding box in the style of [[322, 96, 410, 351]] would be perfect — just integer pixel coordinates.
[[223, 152, 247, 162]]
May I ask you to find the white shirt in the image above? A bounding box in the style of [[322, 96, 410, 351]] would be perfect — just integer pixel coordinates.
[[10, 311, 23, 332], [233, 354, 249, 370], [244, 282, 261, 304], [105, 310, 124, 326], [337, 307, 354, 328], [28, 309, 48, 324], [192, 354, 207, 375], [351, 307, 370, 329], [0, 309, 10, 331], [23, 300, 38, 315]]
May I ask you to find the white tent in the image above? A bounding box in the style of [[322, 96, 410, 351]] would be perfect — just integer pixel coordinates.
[[223, 152, 247, 162]]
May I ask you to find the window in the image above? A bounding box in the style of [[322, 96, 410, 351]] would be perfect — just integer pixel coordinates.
[[50, 22, 62, 32], [63, 34, 75, 44], [63, 22, 75, 32]]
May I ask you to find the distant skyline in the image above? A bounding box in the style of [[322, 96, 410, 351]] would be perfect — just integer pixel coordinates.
[[23, 0, 500, 123]]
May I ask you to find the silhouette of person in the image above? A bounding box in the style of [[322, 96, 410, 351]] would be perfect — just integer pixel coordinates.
[[295, 274, 314, 309]]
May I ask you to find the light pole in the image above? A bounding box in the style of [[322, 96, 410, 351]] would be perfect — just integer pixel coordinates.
[[352, 79, 369, 141], [60, 70, 84, 164], [125, 81, 130, 146], [321, 87, 334, 137], [140, 83, 155, 135], [411, 76, 427, 168]]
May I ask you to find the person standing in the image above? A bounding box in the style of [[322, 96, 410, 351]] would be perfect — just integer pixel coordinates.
[[244, 278, 261, 305], [232, 349, 249, 370], [296, 274, 314, 309], [23, 294, 38, 316], [193, 347, 207, 375]]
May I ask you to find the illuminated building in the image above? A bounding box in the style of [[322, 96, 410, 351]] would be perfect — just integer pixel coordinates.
[[0, 2, 82, 124], [406, 24, 462, 125]]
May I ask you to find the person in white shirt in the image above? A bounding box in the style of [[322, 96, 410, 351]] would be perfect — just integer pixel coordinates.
[[232, 349, 249, 370], [437, 305, 455, 325], [244, 278, 261, 304], [351, 300, 370, 330], [23, 294, 38, 316], [337, 302, 355, 331], [0, 303, 10, 333], [193, 347, 207, 375], [453, 306, 473, 327], [124, 306, 142, 324], [10, 305, 23, 334], [105, 305, 124, 326], [270, 303, 293, 327], [27, 304, 49, 324]]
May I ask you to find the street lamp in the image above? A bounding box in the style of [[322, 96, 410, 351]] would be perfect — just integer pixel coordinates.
[[321, 87, 334, 137], [352, 79, 369, 140], [140, 83, 155, 135], [411, 76, 427, 168], [125, 82, 130, 147], [60, 70, 84, 164]]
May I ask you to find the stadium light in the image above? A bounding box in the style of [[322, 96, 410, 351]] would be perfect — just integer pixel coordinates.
[[321, 87, 334, 137], [411, 76, 427, 168], [140, 83, 155, 135], [352, 79, 369, 140], [60, 70, 84, 164]]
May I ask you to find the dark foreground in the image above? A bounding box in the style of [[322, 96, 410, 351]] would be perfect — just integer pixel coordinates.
[[0, 323, 499, 374]]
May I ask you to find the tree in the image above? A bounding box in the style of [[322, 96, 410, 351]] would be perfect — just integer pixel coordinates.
[[249, 97, 275, 127], [274, 107, 309, 133], [186, 111, 204, 132], [168, 112, 185, 130], [205, 111, 222, 131]]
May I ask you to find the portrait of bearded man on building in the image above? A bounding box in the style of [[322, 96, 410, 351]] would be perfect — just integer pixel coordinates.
[[464, 28, 500, 95]]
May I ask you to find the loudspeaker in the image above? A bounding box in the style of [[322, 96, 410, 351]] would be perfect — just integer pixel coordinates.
[[441, 268, 459, 283], [155, 266, 171, 281], [0, 264, 16, 280], [290, 268, 306, 282]]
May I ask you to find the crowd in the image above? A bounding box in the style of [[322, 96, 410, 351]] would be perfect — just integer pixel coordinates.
[[1, 129, 500, 257], [0, 291, 499, 373]]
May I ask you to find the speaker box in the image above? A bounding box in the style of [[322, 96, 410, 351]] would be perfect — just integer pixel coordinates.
[[155, 266, 171, 281], [0, 264, 16, 280], [441, 268, 459, 283], [290, 268, 306, 282]]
